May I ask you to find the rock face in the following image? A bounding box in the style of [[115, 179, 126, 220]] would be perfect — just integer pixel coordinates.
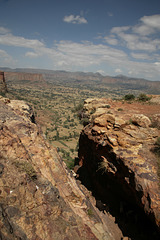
[[78, 98, 160, 239], [0, 96, 123, 240], [5, 72, 45, 83], [0, 71, 7, 93]]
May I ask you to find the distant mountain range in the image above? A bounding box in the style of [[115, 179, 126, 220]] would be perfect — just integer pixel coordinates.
[[1, 67, 160, 94]]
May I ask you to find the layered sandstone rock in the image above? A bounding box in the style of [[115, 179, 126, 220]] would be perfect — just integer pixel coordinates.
[[78, 98, 160, 239], [0, 96, 123, 240], [0, 71, 7, 93]]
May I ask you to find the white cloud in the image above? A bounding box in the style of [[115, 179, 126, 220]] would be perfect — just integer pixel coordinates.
[[141, 15, 160, 30], [25, 51, 40, 58], [0, 33, 44, 49], [63, 15, 87, 24], [0, 17, 160, 81], [133, 15, 160, 36], [115, 68, 122, 74], [154, 62, 160, 66], [0, 49, 15, 66], [104, 36, 118, 45], [111, 26, 130, 34], [0, 27, 10, 34], [96, 70, 106, 75], [133, 24, 154, 36], [131, 52, 151, 60], [53, 40, 128, 68], [104, 14, 160, 56], [119, 33, 160, 51]]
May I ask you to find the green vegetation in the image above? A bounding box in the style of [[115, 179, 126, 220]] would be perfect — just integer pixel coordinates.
[[74, 102, 84, 112], [129, 118, 133, 124], [123, 93, 152, 102], [87, 208, 94, 217], [137, 93, 151, 102], [117, 108, 123, 111], [124, 94, 135, 101], [7, 75, 154, 168]]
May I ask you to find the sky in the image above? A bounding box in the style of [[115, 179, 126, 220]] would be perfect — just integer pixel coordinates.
[[0, 0, 160, 80]]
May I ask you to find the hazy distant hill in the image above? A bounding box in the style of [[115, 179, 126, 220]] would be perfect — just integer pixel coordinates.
[[102, 75, 160, 92], [0, 67, 160, 94]]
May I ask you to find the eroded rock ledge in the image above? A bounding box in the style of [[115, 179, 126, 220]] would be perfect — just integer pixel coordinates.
[[77, 98, 160, 239], [0, 96, 123, 240]]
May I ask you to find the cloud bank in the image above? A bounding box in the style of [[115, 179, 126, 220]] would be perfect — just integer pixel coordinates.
[[0, 14, 160, 81]]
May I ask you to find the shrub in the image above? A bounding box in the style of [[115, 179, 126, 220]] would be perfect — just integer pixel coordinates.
[[74, 102, 84, 112], [138, 93, 151, 102], [104, 104, 111, 109], [87, 208, 94, 217], [124, 94, 135, 101], [118, 108, 123, 111], [66, 159, 75, 169], [129, 118, 133, 124]]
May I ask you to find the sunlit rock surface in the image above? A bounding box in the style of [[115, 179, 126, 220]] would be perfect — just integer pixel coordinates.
[[78, 98, 160, 239], [0, 96, 122, 240]]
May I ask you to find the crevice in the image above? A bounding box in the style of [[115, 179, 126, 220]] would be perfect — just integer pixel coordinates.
[[76, 156, 160, 240]]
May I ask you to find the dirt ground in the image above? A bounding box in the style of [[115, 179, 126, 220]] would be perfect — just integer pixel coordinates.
[[109, 96, 160, 120]]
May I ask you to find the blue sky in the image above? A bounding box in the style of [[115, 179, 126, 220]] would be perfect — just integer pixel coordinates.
[[0, 0, 160, 80]]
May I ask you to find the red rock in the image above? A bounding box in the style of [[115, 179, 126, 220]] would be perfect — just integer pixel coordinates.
[[0, 71, 7, 93]]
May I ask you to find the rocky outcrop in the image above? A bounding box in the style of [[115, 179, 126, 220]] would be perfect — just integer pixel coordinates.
[[0, 71, 8, 93], [0, 96, 123, 240], [78, 98, 160, 239]]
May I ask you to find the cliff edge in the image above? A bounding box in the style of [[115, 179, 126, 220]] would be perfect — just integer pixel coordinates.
[[0, 71, 8, 94], [0, 96, 123, 240], [77, 98, 160, 239]]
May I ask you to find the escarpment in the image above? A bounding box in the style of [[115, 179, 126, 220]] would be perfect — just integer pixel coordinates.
[[0, 71, 8, 94], [4, 72, 45, 84], [0, 96, 123, 240], [77, 98, 160, 240]]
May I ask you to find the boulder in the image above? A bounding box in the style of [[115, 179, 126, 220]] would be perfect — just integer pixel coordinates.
[[132, 114, 151, 128]]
